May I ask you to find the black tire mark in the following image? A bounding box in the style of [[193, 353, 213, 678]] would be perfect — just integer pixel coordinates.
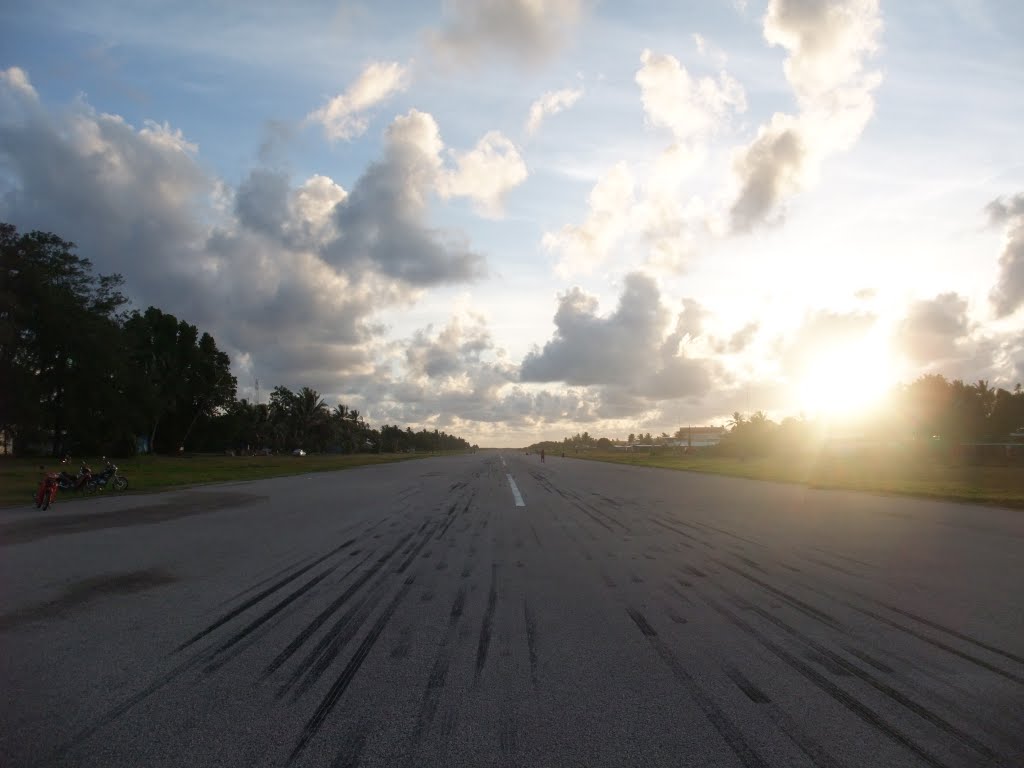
[[331, 730, 367, 768], [722, 663, 771, 703], [402, 579, 472, 767], [716, 561, 841, 630], [57, 654, 203, 756], [529, 523, 542, 548], [802, 554, 858, 577], [648, 517, 698, 546], [835, 598, 1024, 686], [687, 519, 766, 548], [500, 721, 518, 760], [262, 531, 415, 679], [524, 599, 539, 685], [627, 607, 657, 636], [625, 606, 770, 768], [287, 577, 415, 764], [599, 568, 617, 588], [681, 564, 706, 578], [287, 525, 438, 698], [217, 551, 320, 607], [474, 563, 498, 681], [735, 555, 767, 573], [177, 537, 357, 652], [842, 645, 894, 674], [872, 600, 1024, 667], [704, 597, 955, 768], [572, 501, 614, 532], [204, 552, 374, 673]]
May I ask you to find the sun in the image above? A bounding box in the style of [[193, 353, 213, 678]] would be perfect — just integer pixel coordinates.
[[794, 335, 896, 420]]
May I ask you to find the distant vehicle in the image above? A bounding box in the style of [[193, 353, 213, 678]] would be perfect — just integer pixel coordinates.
[[292, 448, 306, 456]]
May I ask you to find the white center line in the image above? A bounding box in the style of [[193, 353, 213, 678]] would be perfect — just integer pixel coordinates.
[[507, 474, 525, 507]]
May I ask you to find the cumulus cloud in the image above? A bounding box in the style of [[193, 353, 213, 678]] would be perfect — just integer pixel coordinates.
[[520, 273, 713, 403], [636, 49, 746, 145], [429, 0, 583, 66], [525, 87, 583, 135], [323, 109, 485, 284], [307, 60, 409, 142], [895, 293, 970, 365], [729, 0, 882, 232], [440, 131, 528, 217], [542, 162, 635, 277], [0, 71, 492, 403], [987, 193, 1024, 317]]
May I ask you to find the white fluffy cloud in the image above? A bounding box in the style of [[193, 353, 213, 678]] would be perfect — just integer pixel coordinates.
[[430, 0, 583, 65], [440, 131, 528, 217], [636, 49, 746, 145], [729, 0, 882, 232], [520, 273, 713, 404], [525, 87, 583, 135], [307, 61, 409, 142], [542, 162, 636, 277], [987, 194, 1024, 318]]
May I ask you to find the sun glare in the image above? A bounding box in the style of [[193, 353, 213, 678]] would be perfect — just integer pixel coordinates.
[[795, 337, 896, 420]]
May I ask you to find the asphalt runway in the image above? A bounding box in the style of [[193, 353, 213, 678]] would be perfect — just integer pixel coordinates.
[[2, 452, 1023, 767]]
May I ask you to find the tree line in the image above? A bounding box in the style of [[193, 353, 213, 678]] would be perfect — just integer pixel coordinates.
[[0, 224, 475, 457], [525, 377, 1024, 459]]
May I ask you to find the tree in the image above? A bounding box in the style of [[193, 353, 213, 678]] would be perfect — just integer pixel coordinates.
[[123, 307, 235, 452], [0, 224, 130, 455], [628, 433, 635, 444]]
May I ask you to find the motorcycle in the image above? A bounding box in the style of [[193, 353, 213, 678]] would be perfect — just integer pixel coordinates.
[[34, 468, 59, 510], [55, 457, 92, 491], [84, 458, 129, 493]]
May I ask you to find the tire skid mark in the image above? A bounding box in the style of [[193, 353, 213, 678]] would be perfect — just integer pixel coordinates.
[[648, 517, 697, 547], [57, 654, 204, 755], [474, 563, 499, 681], [204, 552, 375, 673], [832, 597, 1024, 686], [687, 519, 767, 548], [524, 599, 539, 685], [721, 663, 771, 703], [401, 582, 470, 768], [704, 596, 956, 768], [870, 600, 1024, 667], [625, 606, 770, 768], [177, 536, 357, 651], [716, 561, 842, 630], [216, 551, 321, 607], [287, 524, 438, 699], [287, 576, 416, 764], [262, 531, 416, 680], [331, 729, 367, 768], [529, 523, 542, 548]]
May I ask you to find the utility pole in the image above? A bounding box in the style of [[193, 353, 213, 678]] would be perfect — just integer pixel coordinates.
[[255, 377, 260, 406]]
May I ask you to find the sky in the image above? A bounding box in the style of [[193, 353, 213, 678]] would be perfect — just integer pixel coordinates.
[[2, 0, 1023, 446]]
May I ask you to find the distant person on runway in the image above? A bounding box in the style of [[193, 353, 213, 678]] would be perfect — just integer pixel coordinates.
[[540, 448, 545, 462]]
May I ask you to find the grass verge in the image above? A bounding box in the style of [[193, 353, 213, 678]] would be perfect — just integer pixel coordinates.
[[575, 450, 1024, 509], [0, 452, 455, 509]]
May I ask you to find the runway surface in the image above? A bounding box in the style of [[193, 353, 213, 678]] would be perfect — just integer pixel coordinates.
[[2, 452, 1022, 767]]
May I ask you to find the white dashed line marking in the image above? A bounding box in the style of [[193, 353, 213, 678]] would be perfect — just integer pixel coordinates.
[[507, 474, 525, 507]]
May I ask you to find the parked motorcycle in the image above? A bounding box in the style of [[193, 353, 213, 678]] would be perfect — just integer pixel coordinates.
[[84, 458, 129, 493], [55, 457, 92, 491], [34, 468, 59, 510]]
